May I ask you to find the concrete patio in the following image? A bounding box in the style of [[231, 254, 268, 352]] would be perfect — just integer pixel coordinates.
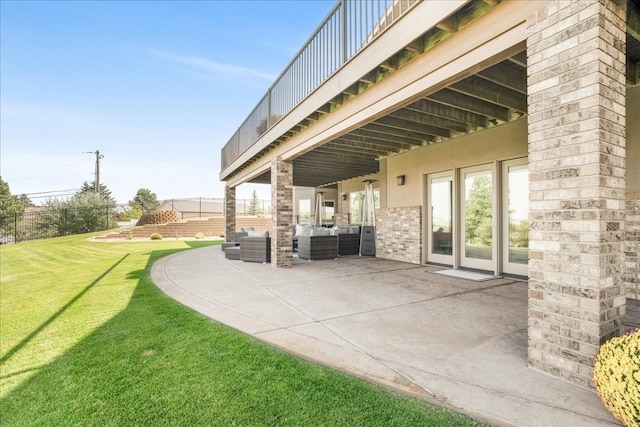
[[151, 245, 626, 426]]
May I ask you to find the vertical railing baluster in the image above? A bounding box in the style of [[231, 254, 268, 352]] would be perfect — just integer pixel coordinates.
[[220, 0, 417, 171]]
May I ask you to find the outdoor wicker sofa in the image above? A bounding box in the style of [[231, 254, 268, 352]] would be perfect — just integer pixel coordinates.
[[337, 233, 360, 255], [297, 235, 338, 260]]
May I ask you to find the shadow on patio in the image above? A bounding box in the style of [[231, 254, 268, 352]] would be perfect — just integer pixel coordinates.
[[152, 246, 625, 427]]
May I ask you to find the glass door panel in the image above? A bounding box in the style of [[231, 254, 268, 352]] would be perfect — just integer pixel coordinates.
[[461, 166, 494, 271], [427, 173, 453, 265], [503, 160, 529, 276]]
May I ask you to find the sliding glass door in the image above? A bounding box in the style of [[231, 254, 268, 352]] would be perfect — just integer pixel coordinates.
[[425, 160, 528, 276], [460, 165, 494, 271], [427, 173, 454, 265], [502, 159, 529, 276]]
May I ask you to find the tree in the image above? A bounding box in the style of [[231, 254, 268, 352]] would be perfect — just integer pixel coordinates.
[[39, 192, 116, 236], [18, 194, 33, 207], [0, 177, 24, 217], [78, 181, 115, 204], [129, 188, 159, 213], [0, 177, 26, 239], [465, 175, 493, 246], [248, 190, 262, 216]]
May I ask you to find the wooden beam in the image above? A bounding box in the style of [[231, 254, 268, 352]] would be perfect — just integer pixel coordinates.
[[428, 88, 510, 122], [450, 77, 527, 112], [476, 61, 527, 93], [379, 56, 398, 71], [362, 122, 437, 143], [359, 69, 380, 85], [350, 127, 427, 147], [312, 146, 381, 160], [628, 59, 640, 86], [436, 15, 458, 33], [338, 133, 415, 151], [294, 157, 378, 175], [327, 140, 401, 156], [389, 109, 469, 133], [405, 98, 489, 128], [374, 115, 452, 139], [508, 51, 527, 68], [405, 38, 425, 54], [628, 0, 640, 43]]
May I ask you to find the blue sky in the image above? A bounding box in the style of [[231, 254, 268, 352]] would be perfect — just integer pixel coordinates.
[[1, 0, 335, 204]]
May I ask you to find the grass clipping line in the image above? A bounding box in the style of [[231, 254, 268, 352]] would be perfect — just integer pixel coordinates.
[[0, 233, 483, 426]]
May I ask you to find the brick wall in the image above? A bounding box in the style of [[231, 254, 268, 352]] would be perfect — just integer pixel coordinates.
[[271, 158, 294, 267], [626, 192, 640, 300], [526, 0, 627, 388], [334, 213, 350, 227], [225, 186, 236, 243], [375, 206, 422, 264]]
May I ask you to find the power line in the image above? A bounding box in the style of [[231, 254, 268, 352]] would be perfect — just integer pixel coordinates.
[[6, 174, 89, 182], [28, 192, 78, 200], [1, 151, 95, 156], [22, 189, 81, 196]]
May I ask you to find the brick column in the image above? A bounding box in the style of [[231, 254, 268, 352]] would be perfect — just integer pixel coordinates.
[[626, 192, 640, 300], [271, 157, 293, 267], [527, 0, 627, 388], [334, 213, 350, 227], [225, 185, 236, 242]]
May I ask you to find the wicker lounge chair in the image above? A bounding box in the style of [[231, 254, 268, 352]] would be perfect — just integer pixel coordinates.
[[239, 236, 271, 263]]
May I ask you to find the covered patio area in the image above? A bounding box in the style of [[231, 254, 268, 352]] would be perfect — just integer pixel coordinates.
[[151, 246, 637, 426]]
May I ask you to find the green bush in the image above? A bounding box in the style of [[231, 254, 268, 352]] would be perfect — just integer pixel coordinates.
[[149, 233, 163, 240], [593, 329, 640, 426]]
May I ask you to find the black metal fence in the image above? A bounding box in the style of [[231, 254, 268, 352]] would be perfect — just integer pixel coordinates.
[[0, 206, 116, 244], [161, 197, 271, 219]]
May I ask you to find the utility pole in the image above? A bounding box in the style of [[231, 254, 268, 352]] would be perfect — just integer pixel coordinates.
[[94, 150, 104, 194]]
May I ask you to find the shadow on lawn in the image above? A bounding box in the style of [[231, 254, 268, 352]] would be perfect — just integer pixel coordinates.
[[0, 254, 130, 366], [0, 244, 223, 424]]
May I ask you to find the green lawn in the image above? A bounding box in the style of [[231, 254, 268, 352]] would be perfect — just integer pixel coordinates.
[[0, 233, 483, 426]]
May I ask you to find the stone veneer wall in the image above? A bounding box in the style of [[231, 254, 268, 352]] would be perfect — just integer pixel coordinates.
[[271, 158, 293, 267], [626, 192, 640, 300], [224, 185, 236, 242], [526, 0, 627, 388], [334, 213, 350, 227], [375, 206, 422, 264]]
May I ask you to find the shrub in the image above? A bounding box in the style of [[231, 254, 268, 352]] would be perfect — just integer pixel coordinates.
[[149, 233, 163, 240], [593, 329, 640, 427], [194, 232, 205, 239]]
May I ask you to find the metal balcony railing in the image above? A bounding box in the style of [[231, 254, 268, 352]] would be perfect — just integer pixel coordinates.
[[221, 0, 417, 172]]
